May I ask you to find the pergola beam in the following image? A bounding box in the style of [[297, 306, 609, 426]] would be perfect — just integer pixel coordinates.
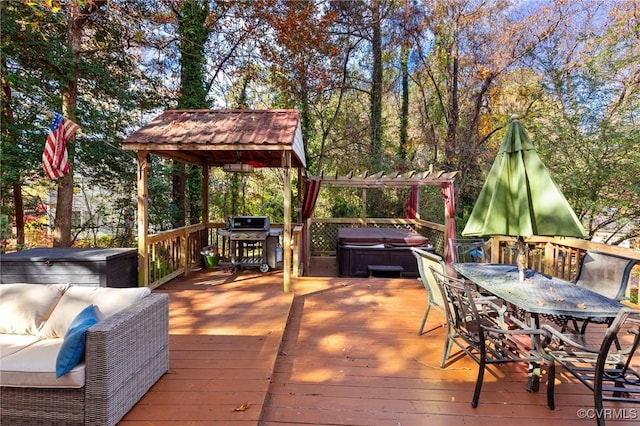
[[317, 170, 458, 187]]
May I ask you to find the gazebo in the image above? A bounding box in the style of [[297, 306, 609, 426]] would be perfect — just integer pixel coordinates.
[[121, 109, 306, 291]]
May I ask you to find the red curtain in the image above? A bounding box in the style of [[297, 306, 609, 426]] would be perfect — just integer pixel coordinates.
[[301, 179, 322, 263], [441, 182, 457, 270], [406, 185, 418, 219], [302, 179, 321, 220]]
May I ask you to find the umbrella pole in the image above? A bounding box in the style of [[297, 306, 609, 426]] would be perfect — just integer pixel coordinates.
[[516, 236, 527, 282]]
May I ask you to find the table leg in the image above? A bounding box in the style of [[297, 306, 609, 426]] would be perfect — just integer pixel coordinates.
[[527, 362, 540, 392]]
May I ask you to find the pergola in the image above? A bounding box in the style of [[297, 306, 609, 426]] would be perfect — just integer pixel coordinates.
[[121, 109, 306, 291], [302, 170, 459, 268]]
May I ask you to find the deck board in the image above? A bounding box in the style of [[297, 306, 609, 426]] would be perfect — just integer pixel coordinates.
[[119, 266, 638, 425], [119, 271, 292, 425]]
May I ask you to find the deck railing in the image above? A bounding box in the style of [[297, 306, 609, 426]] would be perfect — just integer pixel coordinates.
[[142, 219, 639, 294], [145, 224, 210, 288], [308, 220, 639, 300], [144, 222, 302, 288], [488, 235, 640, 279]]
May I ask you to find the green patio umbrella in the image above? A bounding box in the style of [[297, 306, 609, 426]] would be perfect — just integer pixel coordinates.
[[462, 116, 587, 279]]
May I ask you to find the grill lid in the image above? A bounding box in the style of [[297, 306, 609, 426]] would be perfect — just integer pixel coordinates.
[[230, 216, 270, 230]]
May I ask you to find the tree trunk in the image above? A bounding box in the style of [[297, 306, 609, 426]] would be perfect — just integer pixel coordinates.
[[51, 2, 107, 246], [54, 13, 82, 247], [1, 55, 24, 246], [12, 183, 24, 246], [444, 21, 459, 171], [174, 0, 209, 228], [399, 41, 409, 160], [370, 0, 383, 161], [188, 164, 200, 225], [171, 161, 186, 228]]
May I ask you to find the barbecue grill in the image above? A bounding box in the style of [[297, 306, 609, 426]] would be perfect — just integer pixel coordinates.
[[218, 216, 282, 272]]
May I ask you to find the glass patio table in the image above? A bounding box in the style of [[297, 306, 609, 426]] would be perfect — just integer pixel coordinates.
[[452, 263, 626, 392], [452, 263, 625, 319]]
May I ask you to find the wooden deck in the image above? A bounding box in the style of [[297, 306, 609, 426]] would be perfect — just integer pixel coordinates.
[[119, 260, 638, 425]]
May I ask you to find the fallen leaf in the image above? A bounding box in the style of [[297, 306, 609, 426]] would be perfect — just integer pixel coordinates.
[[577, 302, 586, 309], [233, 402, 251, 412]]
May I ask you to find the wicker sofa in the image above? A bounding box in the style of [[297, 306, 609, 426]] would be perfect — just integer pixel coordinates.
[[0, 283, 169, 426]]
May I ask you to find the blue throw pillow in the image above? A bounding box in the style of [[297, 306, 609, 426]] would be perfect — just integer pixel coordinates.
[[56, 304, 98, 378]]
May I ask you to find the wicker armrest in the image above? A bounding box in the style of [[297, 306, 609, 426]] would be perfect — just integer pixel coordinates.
[[84, 293, 169, 426]]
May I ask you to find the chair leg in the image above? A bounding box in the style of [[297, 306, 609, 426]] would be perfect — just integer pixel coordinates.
[[472, 359, 486, 408], [440, 327, 453, 368], [418, 303, 431, 335], [595, 392, 606, 426], [547, 361, 556, 410], [594, 364, 606, 426]]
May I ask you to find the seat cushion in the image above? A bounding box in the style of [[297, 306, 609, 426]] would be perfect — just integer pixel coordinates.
[[0, 338, 85, 388], [0, 334, 40, 359], [56, 305, 98, 378], [37, 286, 151, 339], [0, 283, 68, 335]]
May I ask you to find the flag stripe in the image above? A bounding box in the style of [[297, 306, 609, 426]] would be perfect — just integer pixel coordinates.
[[42, 113, 80, 180]]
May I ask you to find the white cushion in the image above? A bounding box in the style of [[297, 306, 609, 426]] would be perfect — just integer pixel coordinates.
[[0, 334, 40, 359], [0, 283, 68, 335], [37, 286, 150, 339], [0, 338, 85, 388]]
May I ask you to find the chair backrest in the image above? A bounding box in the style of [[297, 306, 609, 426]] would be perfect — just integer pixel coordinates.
[[575, 251, 638, 300], [448, 238, 487, 263], [430, 267, 481, 337], [596, 308, 640, 396], [411, 248, 446, 308]]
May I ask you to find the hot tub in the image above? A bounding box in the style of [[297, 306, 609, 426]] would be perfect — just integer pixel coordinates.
[[337, 228, 434, 278]]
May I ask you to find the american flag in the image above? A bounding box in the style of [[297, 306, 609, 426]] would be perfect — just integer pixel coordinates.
[[42, 113, 80, 180]]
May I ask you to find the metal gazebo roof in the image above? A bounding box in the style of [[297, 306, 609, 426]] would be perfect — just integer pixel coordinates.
[[121, 109, 306, 169]]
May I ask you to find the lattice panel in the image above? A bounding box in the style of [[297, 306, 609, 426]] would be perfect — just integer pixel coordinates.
[[421, 228, 445, 256], [311, 222, 350, 255], [310, 221, 445, 257]]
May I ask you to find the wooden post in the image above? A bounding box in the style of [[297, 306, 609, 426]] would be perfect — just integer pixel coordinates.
[[137, 151, 149, 287], [488, 237, 499, 263], [283, 151, 292, 292], [293, 225, 302, 277], [361, 188, 367, 225], [297, 167, 303, 225], [304, 217, 312, 275], [180, 228, 187, 277], [201, 160, 209, 226], [201, 160, 210, 249]]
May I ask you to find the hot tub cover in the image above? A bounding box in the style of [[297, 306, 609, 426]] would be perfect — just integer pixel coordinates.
[[337, 228, 430, 247]]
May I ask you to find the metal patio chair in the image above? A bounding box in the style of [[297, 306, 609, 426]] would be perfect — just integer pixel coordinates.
[[543, 308, 640, 426], [431, 267, 548, 407], [448, 238, 487, 263], [411, 247, 447, 335], [553, 251, 638, 336], [575, 251, 638, 301]]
